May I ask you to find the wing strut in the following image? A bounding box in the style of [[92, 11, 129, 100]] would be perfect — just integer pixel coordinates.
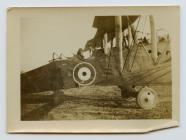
[[149, 15, 158, 64], [115, 16, 123, 73]]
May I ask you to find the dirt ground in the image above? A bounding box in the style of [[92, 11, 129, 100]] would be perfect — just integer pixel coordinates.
[[21, 85, 171, 120]]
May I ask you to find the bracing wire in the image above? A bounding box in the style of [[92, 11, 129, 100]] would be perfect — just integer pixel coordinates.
[[122, 16, 141, 72]]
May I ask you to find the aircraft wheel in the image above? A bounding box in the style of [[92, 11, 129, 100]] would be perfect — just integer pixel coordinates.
[[137, 86, 158, 109]]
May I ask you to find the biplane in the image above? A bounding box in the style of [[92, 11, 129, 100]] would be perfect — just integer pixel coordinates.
[[21, 15, 171, 110]]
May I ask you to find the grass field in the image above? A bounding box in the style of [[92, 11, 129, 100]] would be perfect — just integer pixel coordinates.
[[21, 85, 172, 120]]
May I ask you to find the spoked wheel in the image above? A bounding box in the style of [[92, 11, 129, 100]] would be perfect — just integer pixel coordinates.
[[137, 86, 158, 109]]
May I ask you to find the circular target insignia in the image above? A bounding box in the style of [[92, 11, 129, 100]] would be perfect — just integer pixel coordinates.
[[73, 62, 96, 86]]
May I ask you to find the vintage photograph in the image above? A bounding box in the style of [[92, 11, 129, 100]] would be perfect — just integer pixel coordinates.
[[20, 13, 173, 121], [7, 7, 180, 133]]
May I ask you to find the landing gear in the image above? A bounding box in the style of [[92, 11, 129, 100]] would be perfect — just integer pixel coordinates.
[[137, 86, 158, 109], [119, 85, 158, 109]]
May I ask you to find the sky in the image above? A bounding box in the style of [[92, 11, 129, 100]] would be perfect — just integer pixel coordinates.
[[21, 15, 96, 72], [21, 14, 176, 72]]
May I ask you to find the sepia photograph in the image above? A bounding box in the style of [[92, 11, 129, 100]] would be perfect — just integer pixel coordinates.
[[7, 6, 180, 133]]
